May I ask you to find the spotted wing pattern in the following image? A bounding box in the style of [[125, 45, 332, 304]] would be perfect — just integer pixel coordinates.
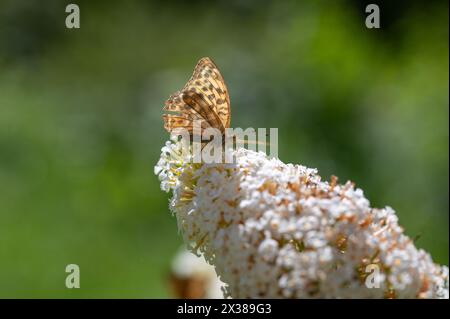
[[163, 57, 231, 135]]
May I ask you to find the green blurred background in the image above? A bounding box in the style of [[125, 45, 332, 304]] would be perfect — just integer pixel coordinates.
[[0, 0, 448, 298]]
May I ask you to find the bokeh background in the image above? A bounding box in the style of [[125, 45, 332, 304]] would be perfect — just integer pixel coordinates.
[[0, 0, 448, 298]]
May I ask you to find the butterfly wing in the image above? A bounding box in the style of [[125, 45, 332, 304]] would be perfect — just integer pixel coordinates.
[[184, 57, 231, 129], [162, 112, 211, 134], [163, 57, 231, 135], [182, 90, 225, 133]]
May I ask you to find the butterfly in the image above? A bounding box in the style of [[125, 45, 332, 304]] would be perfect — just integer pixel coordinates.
[[163, 57, 231, 138]]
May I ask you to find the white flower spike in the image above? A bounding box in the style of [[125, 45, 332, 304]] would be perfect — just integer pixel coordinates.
[[155, 138, 449, 299]]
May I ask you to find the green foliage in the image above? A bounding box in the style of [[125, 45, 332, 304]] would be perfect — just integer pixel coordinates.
[[0, 0, 448, 297]]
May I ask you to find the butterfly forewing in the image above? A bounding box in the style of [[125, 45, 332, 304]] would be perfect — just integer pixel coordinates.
[[182, 91, 224, 133], [163, 57, 231, 135]]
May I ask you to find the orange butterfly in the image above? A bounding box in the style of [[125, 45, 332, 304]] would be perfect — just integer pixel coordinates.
[[163, 57, 231, 138]]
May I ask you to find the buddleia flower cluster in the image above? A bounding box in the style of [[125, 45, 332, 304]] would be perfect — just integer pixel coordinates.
[[154, 138, 449, 299]]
